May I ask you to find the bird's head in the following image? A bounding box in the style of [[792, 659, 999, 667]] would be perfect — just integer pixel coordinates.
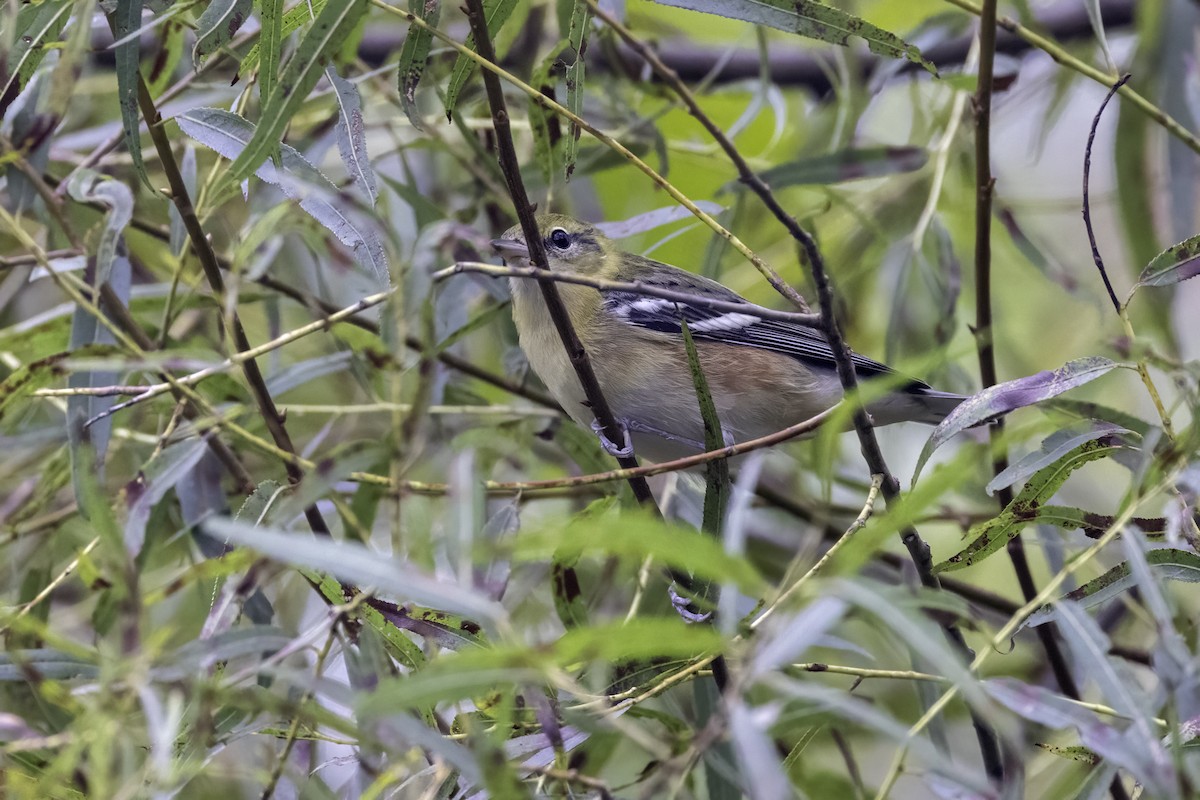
[[491, 214, 611, 276]]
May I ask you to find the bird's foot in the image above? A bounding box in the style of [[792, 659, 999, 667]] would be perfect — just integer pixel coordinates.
[[590, 418, 635, 458], [669, 583, 713, 623]]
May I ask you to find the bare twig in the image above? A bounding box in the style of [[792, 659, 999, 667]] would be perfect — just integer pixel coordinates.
[[436, 261, 821, 324], [1083, 73, 1132, 315]]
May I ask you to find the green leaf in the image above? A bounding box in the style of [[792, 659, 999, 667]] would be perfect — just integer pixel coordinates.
[[239, 0, 327, 78], [651, 0, 936, 75], [527, 41, 570, 184], [227, 0, 367, 183], [986, 422, 1131, 497], [193, 0, 252, 63], [108, 0, 152, 188], [255, 0, 284, 103], [753, 146, 928, 189], [397, 0, 440, 128], [326, 67, 377, 205], [934, 438, 1123, 573], [1025, 548, 1200, 627], [0, 0, 71, 114], [443, 0, 519, 119], [146, 16, 187, 97], [512, 511, 766, 595], [1136, 232, 1200, 288]]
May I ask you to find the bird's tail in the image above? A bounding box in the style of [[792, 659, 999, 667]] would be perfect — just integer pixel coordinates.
[[867, 387, 966, 426]]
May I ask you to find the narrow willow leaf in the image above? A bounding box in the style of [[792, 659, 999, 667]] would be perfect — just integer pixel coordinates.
[[255, 0, 283, 103], [1136, 232, 1200, 288], [1082, 0, 1115, 71], [1037, 743, 1098, 764], [527, 41, 570, 183], [227, 0, 366, 182], [177, 107, 389, 285], [0, 650, 98, 681], [986, 422, 1131, 496], [66, 169, 134, 280], [67, 250, 131, 505], [203, 517, 509, 632], [397, 0, 440, 128], [651, 0, 936, 74], [986, 677, 1134, 764], [193, 0, 252, 63], [563, 0, 590, 180], [1025, 548, 1200, 627], [109, 0, 151, 187], [145, 16, 186, 97], [0, 0, 71, 115], [915, 356, 1117, 480], [680, 318, 728, 537], [124, 437, 211, 555], [327, 67, 377, 205], [443, 0, 518, 118], [240, 0, 327, 78], [934, 438, 1121, 573], [512, 512, 766, 595], [595, 202, 725, 239], [303, 568, 425, 668], [753, 146, 927, 189], [729, 700, 791, 800]]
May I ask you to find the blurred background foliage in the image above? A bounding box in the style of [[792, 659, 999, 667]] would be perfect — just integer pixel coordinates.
[[2, 0, 1200, 797]]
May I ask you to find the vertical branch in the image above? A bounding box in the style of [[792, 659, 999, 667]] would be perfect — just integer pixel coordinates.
[[461, 0, 658, 509], [973, 7, 1126, 798]]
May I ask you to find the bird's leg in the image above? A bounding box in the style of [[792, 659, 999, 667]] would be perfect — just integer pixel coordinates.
[[625, 419, 711, 451], [590, 418, 635, 458]]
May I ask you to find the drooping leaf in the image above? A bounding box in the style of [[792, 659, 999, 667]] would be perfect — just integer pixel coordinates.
[[595, 202, 725, 239], [915, 356, 1118, 480], [192, 0, 252, 63], [227, 0, 367, 182], [934, 437, 1125, 573], [327, 66, 377, 206], [0, 0, 72, 117], [108, 0, 151, 188], [443, 0, 519, 118], [396, 0, 439, 128], [124, 437, 212, 555], [202, 516, 509, 633], [1136, 232, 1200, 289], [563, 0, 590, 180], [177, 107, 389, 285], [986, 422, 1132, 496], [651, 0, 936, 74], [254, 0, 283, 103]]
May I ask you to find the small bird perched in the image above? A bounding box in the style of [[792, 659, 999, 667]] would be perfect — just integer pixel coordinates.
[[492, 214, 965, 463]]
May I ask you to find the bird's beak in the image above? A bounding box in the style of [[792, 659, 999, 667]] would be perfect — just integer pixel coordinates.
[[491, 238, 530, 260]]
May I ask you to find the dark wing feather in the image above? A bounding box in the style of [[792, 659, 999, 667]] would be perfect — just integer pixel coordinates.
[[605, 255, 927, 388]]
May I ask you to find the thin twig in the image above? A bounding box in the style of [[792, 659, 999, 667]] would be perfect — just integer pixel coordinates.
[[436, 261, 821, 324], [1083, 73, 1132, 315], [135, 74, 332, 536]]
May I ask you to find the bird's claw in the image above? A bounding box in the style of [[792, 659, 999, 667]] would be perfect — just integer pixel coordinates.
[[590, 418, 635, 458], [669, 583, 713, 624]]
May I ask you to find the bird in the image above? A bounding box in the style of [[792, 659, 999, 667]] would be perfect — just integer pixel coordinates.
[[492, 213, 966, 464]]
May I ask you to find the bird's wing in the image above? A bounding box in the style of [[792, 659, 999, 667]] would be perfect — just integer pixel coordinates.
[[604, 256, 924, 386]]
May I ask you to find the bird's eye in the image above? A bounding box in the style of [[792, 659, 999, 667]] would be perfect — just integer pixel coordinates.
[[548, 228, 572, 250]]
